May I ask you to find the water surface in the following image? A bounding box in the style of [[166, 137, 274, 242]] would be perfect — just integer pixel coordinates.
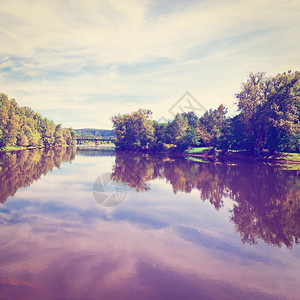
[[0, 147, 299, 299]]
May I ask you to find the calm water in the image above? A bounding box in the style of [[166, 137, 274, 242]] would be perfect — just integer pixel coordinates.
[[0, 146, 299, 300]]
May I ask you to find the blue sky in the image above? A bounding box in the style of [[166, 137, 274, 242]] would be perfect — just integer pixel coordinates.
[[0, 0, 299, 129]]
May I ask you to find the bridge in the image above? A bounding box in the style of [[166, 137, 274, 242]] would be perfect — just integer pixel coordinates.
[[76, 138, 115, 145]]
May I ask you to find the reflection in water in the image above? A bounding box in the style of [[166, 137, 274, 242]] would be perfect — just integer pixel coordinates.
[[0, 148, 299, 299], [76, 145, 115, 156], [0, 147, 76, 203], [112, 151, 300, 248]]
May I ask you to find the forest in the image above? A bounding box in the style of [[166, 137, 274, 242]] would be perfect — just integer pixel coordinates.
[[0, 93, 76, 149], [111, 71, 300, 154]]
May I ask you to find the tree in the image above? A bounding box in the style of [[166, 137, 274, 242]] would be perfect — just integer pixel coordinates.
[[0, 125, 3, 148], [196, 122, 212, 146], [200, 104, 228, 147], [0, 93, 77, 149], [265, 71, 300, 152], [181, 111, 199, 128], [167, 113, 189, 146], [111, 109, 155, 150], [54, 124, 65, 146], [235, 71, 300, 153], [152, 121, 168, 150], [220, 116, 248, 150], [4, 114, 19, 146]]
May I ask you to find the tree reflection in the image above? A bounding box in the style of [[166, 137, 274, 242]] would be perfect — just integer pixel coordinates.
[[112, 151, 300, 248], [0, 147, 76, 203], [228, 164, 300, 248], [111, 151, 164, 191]]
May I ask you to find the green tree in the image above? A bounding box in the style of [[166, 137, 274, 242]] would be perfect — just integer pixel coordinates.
[[196, 122, 211, 146], [152, 121, 168, 150], [4, 114, 19, 146], [236, 72, 267, 152], [236, 71, 300, 153], [181, 111, 199, 128], [200, 104, 227, 147], [165, 114, 188, 147], [0, 93, 76, 149], [265, 71, 300, 152], [54, 124, 65, 146], [181, 127, 199, 150], [111, 109, 155, 150], [222, 116, 248, 150], [0, 125, 3, 148]]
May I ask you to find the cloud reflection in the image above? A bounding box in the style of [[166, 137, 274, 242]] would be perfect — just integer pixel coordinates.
[[0, 149, 300, 299]]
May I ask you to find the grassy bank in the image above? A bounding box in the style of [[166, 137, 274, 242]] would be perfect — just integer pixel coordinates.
[[183, 147, 300, 164], [184, 147, 212, 155], [0, 144, 75, 152], [0, 145, 38, 152]]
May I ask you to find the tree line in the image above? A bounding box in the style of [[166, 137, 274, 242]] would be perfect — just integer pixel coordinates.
[[111, 71, 300, 153], [0, 93, 76, 149]]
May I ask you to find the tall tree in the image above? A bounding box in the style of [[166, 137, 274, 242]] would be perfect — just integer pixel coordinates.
[[166, 113, 189, 146], [265, 71, 300, 152], [235, 71, 300, 152], [200, 104, 228, 147], [111, 109, 155, 150]]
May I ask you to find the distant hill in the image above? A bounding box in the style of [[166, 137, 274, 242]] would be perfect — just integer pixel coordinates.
[[74, 128, 115, 138]]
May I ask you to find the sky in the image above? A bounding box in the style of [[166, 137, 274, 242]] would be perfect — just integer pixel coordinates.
[[0, 0, 299, 129]]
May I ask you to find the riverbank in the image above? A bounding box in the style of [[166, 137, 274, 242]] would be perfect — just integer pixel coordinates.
[[183, 147, 300, 165], [0, 145, 42, 152], [0, 144, 75, 152], [2, 144, 300, 166], [114, 145, 300, 165]]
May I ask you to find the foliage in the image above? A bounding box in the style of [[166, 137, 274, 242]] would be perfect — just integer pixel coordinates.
[[111, 109, 155, 150], [0, 93, 76, 149], [112, 110, 203, 151], [235, 71, 300, 153], [200, 104, 227, 147], [112, 71, 300, 154]]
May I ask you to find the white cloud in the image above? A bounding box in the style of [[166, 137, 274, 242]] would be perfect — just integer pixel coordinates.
[[0, 0, 299, 128]]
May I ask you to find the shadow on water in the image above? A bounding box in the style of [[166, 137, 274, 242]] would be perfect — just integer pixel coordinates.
[[111, 151, 300, 249]]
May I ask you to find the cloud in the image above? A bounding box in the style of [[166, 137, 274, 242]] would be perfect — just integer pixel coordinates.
[[0, 0, 299, 128]]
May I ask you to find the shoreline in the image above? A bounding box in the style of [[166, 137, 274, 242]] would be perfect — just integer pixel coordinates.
[[182, 151, 300, 165], [114, 147, 300, 165], [0, 144, 76, 153], [1, 144, 300, 165], [0, 144, 115, 153]]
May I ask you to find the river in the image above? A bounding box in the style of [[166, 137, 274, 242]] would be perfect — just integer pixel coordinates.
[[0, 146, 299, 299]]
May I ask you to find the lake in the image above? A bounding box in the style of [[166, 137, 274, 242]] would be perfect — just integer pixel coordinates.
[[0, 146, 299, 300]]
